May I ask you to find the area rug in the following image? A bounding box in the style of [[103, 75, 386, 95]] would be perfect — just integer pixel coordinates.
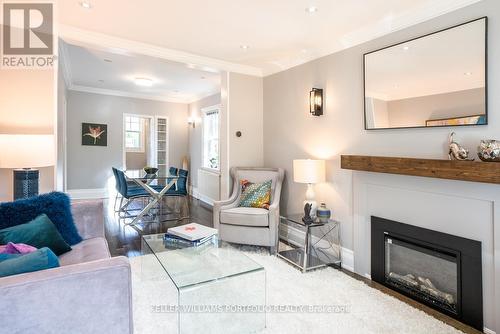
[[130, 246, 462, 334]]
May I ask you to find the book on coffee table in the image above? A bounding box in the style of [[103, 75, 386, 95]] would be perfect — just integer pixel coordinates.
[[166, 223, 218, 242]]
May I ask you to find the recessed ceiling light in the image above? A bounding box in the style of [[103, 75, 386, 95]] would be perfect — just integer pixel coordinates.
[[134, 77, 153, 87], [402, 46, 410, 51], [80, 1, 92, 9], [103, 58, 112, 63], [240, 45, 250, 50], [305, 6, 318, 13], [464, 72, 473, 76]]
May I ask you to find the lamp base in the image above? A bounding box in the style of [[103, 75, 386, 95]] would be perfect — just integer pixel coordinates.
[[13, 168, 39, 200]]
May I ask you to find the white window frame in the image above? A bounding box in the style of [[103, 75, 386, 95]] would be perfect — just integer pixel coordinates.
[[201, 105, 221, 172], [124, 115, 145, 153]]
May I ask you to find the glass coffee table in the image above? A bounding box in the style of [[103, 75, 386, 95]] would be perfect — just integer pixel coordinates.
[[142, 233, 266, 334]]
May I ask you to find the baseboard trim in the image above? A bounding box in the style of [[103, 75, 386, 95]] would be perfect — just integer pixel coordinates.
[[484, 327, 496, 334], [67, 188, 108, 200], [190, 187, 214, 206], [341, 247, 354, 272]]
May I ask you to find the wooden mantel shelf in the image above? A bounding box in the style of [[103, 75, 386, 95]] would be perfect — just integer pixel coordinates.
[[341, 155, 500, 184]]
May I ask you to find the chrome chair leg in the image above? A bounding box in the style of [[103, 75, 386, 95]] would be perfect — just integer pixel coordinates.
[[114, 193, 120, 212]]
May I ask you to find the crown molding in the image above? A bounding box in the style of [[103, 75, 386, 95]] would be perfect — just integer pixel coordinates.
[[58, 24, 263, 77], [263, 0, 483, 76], [68, 84, 217, 104], [58, 40, 73, 88]]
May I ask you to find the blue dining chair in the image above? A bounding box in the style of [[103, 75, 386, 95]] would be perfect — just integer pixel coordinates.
[[112, 168, 153, 217]]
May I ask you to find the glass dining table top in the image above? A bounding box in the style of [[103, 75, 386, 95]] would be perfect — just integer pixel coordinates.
[[142, 233, 264, 290]]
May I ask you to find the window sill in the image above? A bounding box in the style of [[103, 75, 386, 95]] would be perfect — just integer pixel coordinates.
[[200, 167, 221, 175]]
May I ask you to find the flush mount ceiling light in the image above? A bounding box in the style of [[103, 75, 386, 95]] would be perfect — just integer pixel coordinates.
[[464, 72, 473, 76], [80, 1, 92, 9], [402, 46, 410, 51], [134, 77, 153, 87], [240, 45, 250, 50], [305, 6, 318, 13]]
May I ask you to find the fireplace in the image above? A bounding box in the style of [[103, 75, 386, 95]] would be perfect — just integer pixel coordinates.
[[371, 216, 483, 330]]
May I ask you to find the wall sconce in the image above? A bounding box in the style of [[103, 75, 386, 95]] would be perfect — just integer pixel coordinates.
[[188, 117, 195, 128], [309, 88, 323, 116]]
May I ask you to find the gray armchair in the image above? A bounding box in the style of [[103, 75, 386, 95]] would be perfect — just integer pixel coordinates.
[[213, 167, 285, 254]]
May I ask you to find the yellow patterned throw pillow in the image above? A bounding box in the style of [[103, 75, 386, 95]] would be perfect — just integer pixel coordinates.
[[238, 179, 272, 209]]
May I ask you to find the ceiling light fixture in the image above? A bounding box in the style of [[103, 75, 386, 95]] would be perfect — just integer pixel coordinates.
[[240, 45, 250, 50], [403, 46, 410, 51], [80, 1, 92, 9], [464, 72, 473, 76], [305, 6, 318, 13], [134, 77, 153, 87]]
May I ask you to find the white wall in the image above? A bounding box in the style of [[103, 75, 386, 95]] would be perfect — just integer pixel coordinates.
[[224, 72, 264, 196], [0, 69, 55, 201], [66, 91, 189, 190]]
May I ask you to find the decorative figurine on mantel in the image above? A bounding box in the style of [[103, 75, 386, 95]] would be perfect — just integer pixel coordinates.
[[302, 203, 315, 225], [448, 132, 474, 161]]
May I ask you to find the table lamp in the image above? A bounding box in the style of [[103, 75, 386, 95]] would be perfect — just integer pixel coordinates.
[[0, 134, 55, 200], [293, 159, 325, 217]]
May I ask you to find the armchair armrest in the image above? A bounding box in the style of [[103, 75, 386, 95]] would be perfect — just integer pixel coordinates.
[[213, 191, 240, 230], [0, 257, 132, 334]]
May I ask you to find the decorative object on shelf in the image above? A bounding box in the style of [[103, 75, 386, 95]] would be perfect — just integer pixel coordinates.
[[82, 123, 107, 146], [448, 132, 474, 161], [143, 166, 158, 175], [302, 203, 314, 225], [309, 88, 323, 116], [477, 140, 500, 162], [0, 134, 55, 200], [293, 159, 326, 217], [316, 203, 331, 223]]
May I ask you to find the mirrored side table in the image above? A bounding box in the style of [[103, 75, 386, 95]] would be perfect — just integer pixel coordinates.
[[277, 214, 341, 273]]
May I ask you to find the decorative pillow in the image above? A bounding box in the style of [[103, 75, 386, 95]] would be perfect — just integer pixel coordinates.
[[0, 191, 82, 245], [0, 247, 59, 277], [238, 180, 272, 209], [0, 214, 71, 256], [0, 242, 37, 255]]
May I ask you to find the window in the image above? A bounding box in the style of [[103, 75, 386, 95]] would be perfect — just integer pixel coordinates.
[[125, 116, 144, 152], [202, 106, 220, 170]]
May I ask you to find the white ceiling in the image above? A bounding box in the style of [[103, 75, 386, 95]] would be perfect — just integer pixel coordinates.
[[55, 0, 482, 76], [61, 42, 221, 103], [365, 18, 486, 101]]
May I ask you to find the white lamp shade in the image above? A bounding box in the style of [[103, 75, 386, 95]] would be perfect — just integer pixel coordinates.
[[0, 134, 55, 168], [293, 159, 326, 184]]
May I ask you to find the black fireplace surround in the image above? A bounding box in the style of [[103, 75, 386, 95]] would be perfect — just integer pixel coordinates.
[[371, 216, 483, 330]]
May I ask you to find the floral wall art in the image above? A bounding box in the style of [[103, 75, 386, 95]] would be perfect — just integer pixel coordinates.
[[82, 123, 107, 146]]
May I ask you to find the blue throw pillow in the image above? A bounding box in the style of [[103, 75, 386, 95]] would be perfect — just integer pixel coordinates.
[[0, 214, 71, 256], [0, 192, 82, 245], [0, 247, 59, 277]]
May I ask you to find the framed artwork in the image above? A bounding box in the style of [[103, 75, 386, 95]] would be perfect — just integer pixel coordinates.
[[82, 123, 107, 146], [425, 115, 486, 127]]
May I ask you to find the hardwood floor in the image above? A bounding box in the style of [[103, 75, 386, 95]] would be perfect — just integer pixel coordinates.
[[102, 196, 482, 334]]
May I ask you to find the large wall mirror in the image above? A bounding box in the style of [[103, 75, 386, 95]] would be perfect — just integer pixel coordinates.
[[364, 17, 487, 130]]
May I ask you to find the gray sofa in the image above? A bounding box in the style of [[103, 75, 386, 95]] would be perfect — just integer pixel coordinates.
[[213, 167, 285, 254], [0, 200, 133, 334]]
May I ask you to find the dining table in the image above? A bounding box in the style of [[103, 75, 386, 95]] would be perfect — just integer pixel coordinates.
[[124, 170, 179, 226]]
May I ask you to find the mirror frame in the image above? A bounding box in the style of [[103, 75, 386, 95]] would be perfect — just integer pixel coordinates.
[[363, 17, 488, 131]]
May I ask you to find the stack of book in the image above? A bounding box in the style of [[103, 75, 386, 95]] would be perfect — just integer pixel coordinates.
[[164, 223, 218, 247]]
